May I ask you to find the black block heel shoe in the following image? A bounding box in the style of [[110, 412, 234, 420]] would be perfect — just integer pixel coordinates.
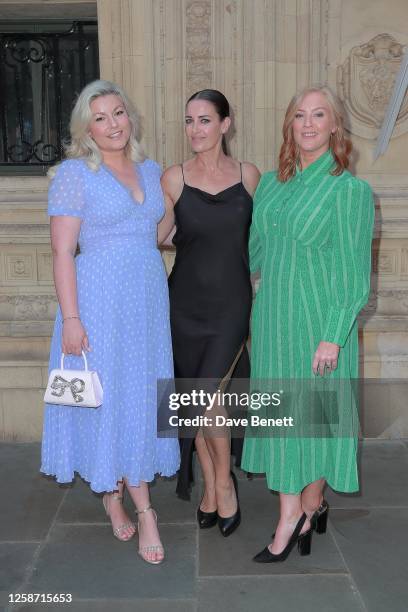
[[197, 505, 218, 529], [218, 471, 241, 537], [298, 528, 312, 556], [253, 513, 309, 563], [312, 500, 329, 534]]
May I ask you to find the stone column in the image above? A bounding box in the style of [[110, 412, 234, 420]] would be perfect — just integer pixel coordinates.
[[97, 0, 186, 166], [97, 0, 329, 171]]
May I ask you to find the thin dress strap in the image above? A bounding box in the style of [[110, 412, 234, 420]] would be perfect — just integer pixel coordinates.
[[180, 164, 185, 184], [239, 162, 243, 183]]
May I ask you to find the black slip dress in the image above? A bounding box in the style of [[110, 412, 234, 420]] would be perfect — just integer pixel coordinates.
[[168, 163, 253, 500]]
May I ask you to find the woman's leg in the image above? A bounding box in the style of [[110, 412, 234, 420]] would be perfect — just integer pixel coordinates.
[[269, 492, 311, 554], [301, 477, 325, 519], [195, 431, 217, 511], [125, 479, 164, 563], [103, 480, 136, 540], [194, 425, 237, 517], [205, 433, 237, 517]]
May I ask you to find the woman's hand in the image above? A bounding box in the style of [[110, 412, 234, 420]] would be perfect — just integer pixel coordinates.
[[312, 341, 340, 376], [62, 319, 90, 356]]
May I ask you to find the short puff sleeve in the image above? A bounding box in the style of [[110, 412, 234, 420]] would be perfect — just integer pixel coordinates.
[[48, 159, 86, 218]]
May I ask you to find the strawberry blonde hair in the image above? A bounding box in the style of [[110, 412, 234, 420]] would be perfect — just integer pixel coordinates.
[[278, 85, 352, 182]]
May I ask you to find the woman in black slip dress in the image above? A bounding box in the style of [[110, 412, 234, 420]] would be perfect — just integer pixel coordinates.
[[159, 89, 260, 536]]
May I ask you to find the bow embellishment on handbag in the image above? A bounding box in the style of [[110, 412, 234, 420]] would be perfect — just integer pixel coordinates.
[[50, 375, 85, 403]]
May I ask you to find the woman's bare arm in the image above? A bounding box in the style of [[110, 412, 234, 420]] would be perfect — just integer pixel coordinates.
[[242, 162, 261, 196], [51, 216, 89, 355], [158, 166, 183, 246]]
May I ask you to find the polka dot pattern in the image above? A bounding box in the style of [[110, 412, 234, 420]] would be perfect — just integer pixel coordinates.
[[41, 158, 180, 493]]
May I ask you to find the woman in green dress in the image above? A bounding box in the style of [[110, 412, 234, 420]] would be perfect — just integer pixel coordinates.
[[241, 85, 374, 562]]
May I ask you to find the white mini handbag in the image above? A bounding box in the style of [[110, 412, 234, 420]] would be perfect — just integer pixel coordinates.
[[44, 351, 103, 408]]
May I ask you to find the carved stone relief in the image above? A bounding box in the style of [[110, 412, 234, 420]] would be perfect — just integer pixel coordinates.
[[0, 295, 57, 321], [372, 248, 398, 275], [186, 0, 212, 95], [5, 254, 35, 282], [2, 248, 55, 285], [337, 34, 408, 139]]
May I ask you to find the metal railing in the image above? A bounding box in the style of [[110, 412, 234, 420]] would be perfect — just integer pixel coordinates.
[[0, 21, 99, 174]]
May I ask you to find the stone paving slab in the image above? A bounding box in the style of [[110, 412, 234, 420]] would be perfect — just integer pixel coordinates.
[[0, 544, 39, 610], [199, 480, 346, 576], [198, 476, 346, 577], [197, 575, 365, 612], [25, 524, 196, 601], [330, 508, 408, 612], [58, 475, 199, 526], [0, 444, 65, 542], [2, 441, 408, 611], [326, 440, 408, 509]]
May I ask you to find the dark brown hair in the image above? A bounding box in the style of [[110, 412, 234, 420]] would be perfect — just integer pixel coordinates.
[[186, 89, 230, 155]]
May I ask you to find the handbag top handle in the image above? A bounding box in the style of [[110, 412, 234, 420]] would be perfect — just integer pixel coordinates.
[[60, 351, 89, 371]]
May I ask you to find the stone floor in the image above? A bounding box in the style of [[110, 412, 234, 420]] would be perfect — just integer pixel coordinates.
[[1, 440, 408, 612]]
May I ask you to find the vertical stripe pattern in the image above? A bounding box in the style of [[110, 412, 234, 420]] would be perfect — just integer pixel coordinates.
[[242, 151, 374, 494]]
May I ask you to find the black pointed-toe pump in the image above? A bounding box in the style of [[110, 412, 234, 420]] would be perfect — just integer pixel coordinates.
[[197, 504, 218, 529], [253, 513, 312, 563], [218, 471, 241, 537]]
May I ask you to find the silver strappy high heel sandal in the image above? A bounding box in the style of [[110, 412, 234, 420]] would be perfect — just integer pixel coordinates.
[[102, 493, 136, 541], [135, 504, 164, 565]]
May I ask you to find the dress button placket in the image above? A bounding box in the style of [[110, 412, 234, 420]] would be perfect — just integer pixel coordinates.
[[273, 179, 300, 228]]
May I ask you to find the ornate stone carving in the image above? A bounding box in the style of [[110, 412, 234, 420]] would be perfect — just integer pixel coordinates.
[[337, 34, 408, 139], [0, 295, 57, 320], [5, 254, 35, 282], [372, 249, 398, 275], [186, 0, 212, 94]]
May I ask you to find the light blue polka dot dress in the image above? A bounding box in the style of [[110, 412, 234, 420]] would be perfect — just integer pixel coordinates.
[[41, 158, 180, 493]]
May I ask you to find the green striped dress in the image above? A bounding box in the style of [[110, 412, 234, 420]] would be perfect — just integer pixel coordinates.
[[241, 150, 374, 494]]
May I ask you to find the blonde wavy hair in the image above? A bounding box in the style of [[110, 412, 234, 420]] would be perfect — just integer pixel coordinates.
[[48, 80, 145, 177], [278, 85, 351, 182]]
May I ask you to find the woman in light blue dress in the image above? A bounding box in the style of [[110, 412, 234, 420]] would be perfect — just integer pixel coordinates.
[[41, 80, 180, 564]]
